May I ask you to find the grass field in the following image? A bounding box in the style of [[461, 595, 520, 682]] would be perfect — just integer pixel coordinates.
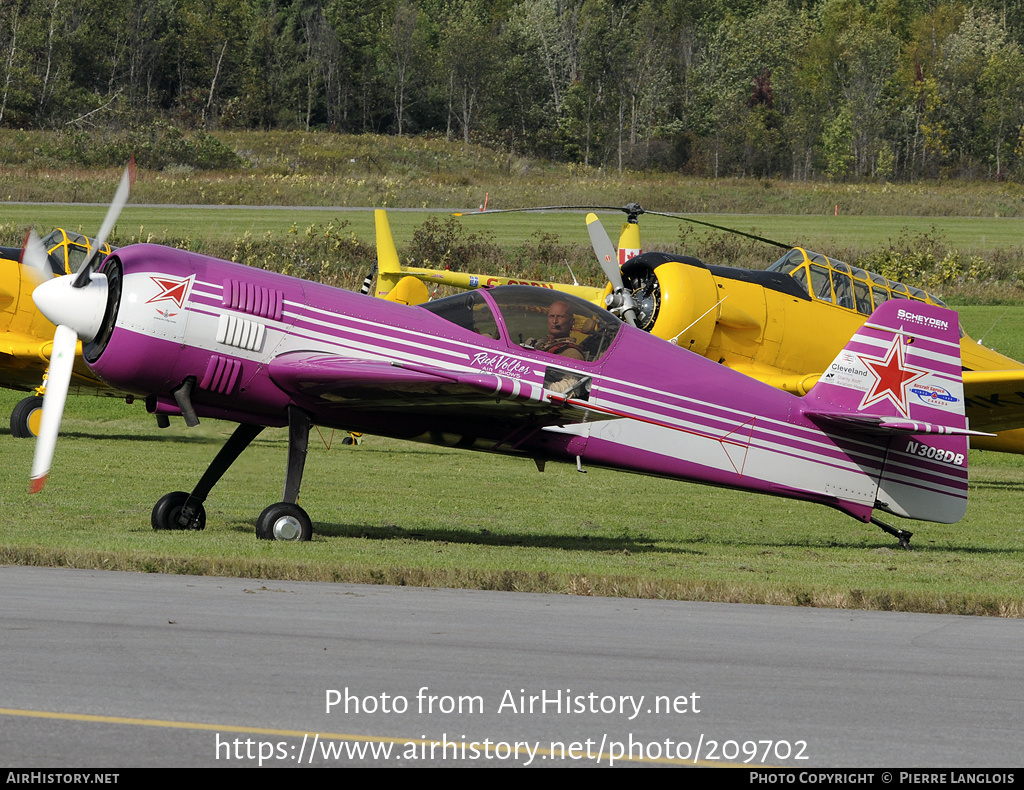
[[5, 144, 1024, 304], [3, 203, 1023, 262]]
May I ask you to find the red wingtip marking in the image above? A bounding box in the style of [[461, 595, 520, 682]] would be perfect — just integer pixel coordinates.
[[29, 475, 47, 494]]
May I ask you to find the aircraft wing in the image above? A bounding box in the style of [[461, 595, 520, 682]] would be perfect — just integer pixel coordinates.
[[1, 330, 112, 390], [266, 352, 588, 422], [962, 369, 1024, 433]]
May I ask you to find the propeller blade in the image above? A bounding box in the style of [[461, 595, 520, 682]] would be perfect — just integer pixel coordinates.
[[28, 159, 132, 492], [29, 323, 77, 493], [374, 208, 400, 274], [72, 156, 135, 288], [29, 268, 112, 492], [20, 228, 51, 288], [586, 213, 623, 290], [586, 213, 638, 327]]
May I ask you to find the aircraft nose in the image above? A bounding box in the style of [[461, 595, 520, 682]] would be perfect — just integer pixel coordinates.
[[32, 273, 108, 343]]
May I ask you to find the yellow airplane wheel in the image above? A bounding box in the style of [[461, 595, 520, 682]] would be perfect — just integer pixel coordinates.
[[10, 395, 44, 438]]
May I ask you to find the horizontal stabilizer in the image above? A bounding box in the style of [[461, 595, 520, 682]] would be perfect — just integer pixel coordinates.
[[805, 411, 992, 437]]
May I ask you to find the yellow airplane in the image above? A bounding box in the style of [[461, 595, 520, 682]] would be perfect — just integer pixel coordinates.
[[1, 229, 118, 436], [373, 207, 1024, 454]]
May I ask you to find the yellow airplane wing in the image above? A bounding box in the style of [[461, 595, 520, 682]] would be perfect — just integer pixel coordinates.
[[0, 253, 57, 386], [962, 369, 1024, 433]]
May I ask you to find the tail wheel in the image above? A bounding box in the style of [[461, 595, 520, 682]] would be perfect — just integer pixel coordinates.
[[11, 395, 44, 438]]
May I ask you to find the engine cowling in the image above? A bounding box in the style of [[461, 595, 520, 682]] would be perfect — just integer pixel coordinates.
[[604, 252, 719, 356]]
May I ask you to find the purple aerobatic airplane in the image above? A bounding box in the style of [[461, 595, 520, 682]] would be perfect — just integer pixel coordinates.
[[27, 203, 983, 546]]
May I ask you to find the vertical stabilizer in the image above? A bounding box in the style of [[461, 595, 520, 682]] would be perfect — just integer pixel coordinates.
[[804, 300, 972, 523], [373, 209, 403, 299]]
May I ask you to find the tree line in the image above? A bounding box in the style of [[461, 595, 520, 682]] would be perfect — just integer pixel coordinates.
[[3, 0, 1024, 181]]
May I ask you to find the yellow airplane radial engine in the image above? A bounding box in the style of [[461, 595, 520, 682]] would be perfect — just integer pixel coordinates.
[[605, 256, 739, 356]]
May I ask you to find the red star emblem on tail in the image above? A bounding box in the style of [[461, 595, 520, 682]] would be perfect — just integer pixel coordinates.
[[857, 336, 927, 417]]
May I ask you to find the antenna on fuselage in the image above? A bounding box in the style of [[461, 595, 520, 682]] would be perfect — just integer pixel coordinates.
[[978, 307, 1010, 347]]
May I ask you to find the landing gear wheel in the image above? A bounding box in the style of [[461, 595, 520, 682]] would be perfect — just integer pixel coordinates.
[[256, 502, 312, 541], [10, 395, 44, 438], [152, 491, 206, 531]]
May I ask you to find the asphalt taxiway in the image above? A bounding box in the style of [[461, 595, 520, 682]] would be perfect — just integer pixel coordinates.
[[1, 566, 1020, 767]]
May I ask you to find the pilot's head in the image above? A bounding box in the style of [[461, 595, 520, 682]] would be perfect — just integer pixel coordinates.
[[546, 300, 575, 339]]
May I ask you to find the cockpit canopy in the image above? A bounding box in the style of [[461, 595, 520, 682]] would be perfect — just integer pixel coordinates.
[[39, 229, 113, 276], [767, 247, 948, 314], [421, 286, 622, 363]]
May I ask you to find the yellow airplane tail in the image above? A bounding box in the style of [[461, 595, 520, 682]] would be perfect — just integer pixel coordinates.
[[374, 210, 403, 299], [373, 209, 429, 305]]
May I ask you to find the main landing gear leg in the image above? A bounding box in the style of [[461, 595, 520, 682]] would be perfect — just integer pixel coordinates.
[[255, 407, 313, 541], [871, 517, 913, 550], [152, 422, 265, 531]]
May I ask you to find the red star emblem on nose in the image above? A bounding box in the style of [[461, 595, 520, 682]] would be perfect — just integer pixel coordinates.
[[147, 276, 191, 309], [858, 336, 927, 417]]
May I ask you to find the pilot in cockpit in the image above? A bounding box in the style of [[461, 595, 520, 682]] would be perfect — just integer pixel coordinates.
[[528, 300, 585, 360]]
